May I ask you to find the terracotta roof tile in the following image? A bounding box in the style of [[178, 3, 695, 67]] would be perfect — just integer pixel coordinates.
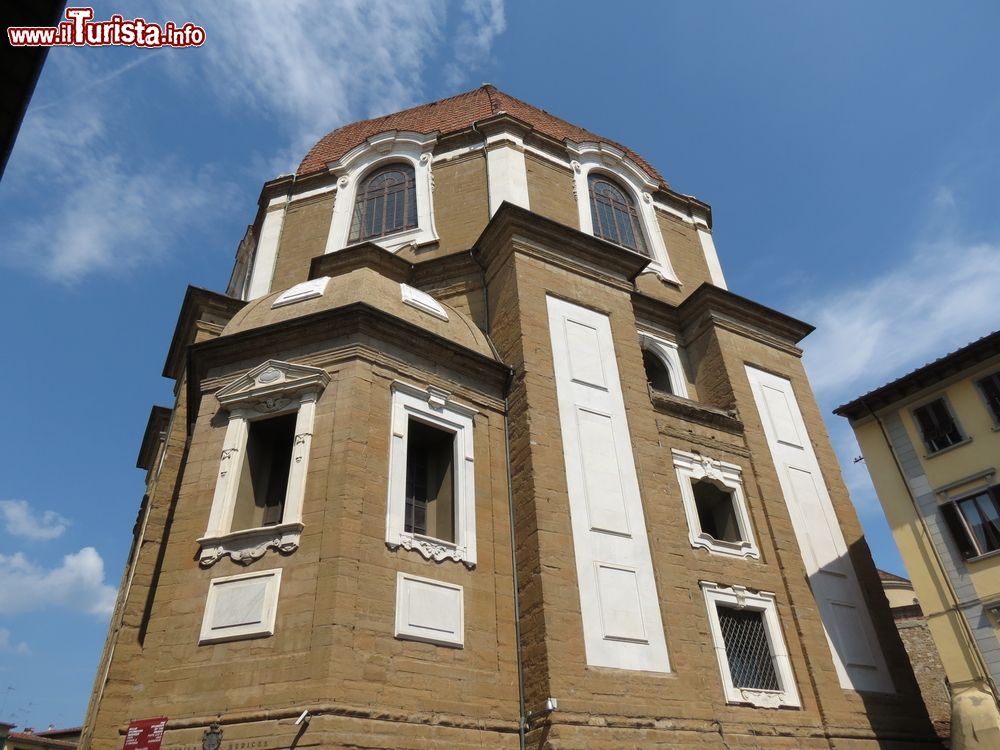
[[877, 569, 911, 584], [296, 85, 667, 186]]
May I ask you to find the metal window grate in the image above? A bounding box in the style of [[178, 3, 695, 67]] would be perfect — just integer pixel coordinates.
[[718, 606, 779, 691]]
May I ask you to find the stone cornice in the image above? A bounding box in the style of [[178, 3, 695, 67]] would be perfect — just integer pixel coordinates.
[[677, 283, 814, 355], [650, 390, 744, 434], [473, 201, 650, 291], [308, 242, 413, 283], [136, 405, 172, 470], [163, 286, 247, 380]]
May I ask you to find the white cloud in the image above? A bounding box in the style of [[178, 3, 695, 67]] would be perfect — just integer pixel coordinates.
[[801, 238, 1000, 401], [0, 629, 30, 656], [445, 0, 507, 89], [0, 500, 69, 541], [0, 547, 117, 617]]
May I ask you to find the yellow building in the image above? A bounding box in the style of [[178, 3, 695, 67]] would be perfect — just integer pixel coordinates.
[[836, 330, 1000, 748]]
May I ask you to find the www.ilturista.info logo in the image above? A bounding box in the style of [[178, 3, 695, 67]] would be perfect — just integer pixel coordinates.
[[7, 7, 206, 48]]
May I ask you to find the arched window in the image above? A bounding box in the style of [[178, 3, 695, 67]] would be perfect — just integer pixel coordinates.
[[349, 163, 417, 243], [642, 348, 673, 394], [588, 174, 648, 256]]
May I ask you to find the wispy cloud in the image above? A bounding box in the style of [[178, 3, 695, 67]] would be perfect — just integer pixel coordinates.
[[445, 0, 507, 89], [0, 548, 117, 617], [801, 237, 1000, 402], [0, 629, 30, 656], [0, 500, 69, 541]]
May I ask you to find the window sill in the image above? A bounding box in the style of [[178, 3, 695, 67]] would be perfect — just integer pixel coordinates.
[[650, 390, 744, 434], [346, 225, 438, 254], [728, 688, 798, 710], [198, 522, 303, 567], [965, 546, 1000, 564], [691, 532, 760, 560], [387, 531, 475, 569], [925, 436, 972, 459]]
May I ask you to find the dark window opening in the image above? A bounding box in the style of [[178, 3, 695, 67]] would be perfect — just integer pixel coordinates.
[[978, 372, 1000, 424], [349, 164, 417, 243], [405, 419, 456, 542], [643, 349, 673, 394], [717, 606, 779, 691], [913, 398, 963, 453], [693, 479, 743, 543], [231, 412, 296, 530], [588, 174, 648, 256], [943, 487, 1000, 559]]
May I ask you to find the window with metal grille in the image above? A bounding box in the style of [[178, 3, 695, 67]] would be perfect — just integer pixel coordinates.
[[942, 486, 1000, 559], [349, 164, 417, 243], [404, 418, 456, 542], [977, 372, 1000, 424], [912, 398, 964, 453], [717, 606, 780, 691], [588, 174, 648, 256]]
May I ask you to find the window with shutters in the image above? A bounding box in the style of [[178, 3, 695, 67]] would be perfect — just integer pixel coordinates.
[[702, 583, 800, 708], [941, 486, 1000, 560], [976, 371, 1000, 425], [912, 398, 965, 454]]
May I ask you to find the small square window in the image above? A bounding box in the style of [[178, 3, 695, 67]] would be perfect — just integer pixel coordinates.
[[976, 372, 1000, 425], [673, 450, 758, 559], [941, 486, 1000, 559], [702, 582, 799, 709], [912, 398, 964, 454]]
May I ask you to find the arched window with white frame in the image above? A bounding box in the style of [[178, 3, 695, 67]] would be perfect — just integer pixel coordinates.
[[349, 163, 418, 243], [589, 174, 649, 256]]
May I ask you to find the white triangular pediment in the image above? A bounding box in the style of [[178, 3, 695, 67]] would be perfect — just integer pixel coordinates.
[[216, 360, 330, 407]]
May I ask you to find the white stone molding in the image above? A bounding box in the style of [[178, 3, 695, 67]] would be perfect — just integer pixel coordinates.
[[672, 449, 759, 559], [385, 380, 478, 568], [484, 129, 530, 214], [394, 572, 464, 648], [638, 331, 689, 399], [695, 224, 728, 289], [200, 568, 282, 644], [199, 361, 329, 567], [323, 130, 439, 255], [272, 276, 330, 308], [565, 140, 678, 283], [246, 196, 288, 300], [400, 283, 449, 321], [701, 582, 800, 709]]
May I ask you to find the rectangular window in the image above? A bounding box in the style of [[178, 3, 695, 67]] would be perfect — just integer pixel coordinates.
[[694, 480, 742, 544], [404, 419, 456, 542], [913, 398, 964, 453], [977, 372, 1000, 424], [942, 487, 1000, 559], [717, 606, 780, 690], [231, 412, 296, 531]]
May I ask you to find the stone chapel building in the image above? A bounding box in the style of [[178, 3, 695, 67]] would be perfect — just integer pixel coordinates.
[[80, 86, 942, 749]]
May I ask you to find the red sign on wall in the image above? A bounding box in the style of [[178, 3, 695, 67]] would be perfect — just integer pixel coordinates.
[[123, 717, 168, 750]]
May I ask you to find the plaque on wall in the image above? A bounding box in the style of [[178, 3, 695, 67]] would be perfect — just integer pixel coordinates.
[[123, 717, 168, 750]]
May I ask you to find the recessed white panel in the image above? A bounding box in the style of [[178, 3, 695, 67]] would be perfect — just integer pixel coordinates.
[[213, 580, 267, 629], [596, 565, 647, 643], [761, 383, 803, 448], [577, 408, 630, 536], [565, 319, 608, 389], [394, 572, 464, 648], [830, 601, 877, 668], [200, 569, 281, 644]]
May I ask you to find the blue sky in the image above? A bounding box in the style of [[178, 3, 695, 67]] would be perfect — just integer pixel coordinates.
[[1, 0, 999, 731]]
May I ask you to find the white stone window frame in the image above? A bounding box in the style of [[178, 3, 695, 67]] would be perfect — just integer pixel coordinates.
[[701, 582, 800, 709], [673, 449, 759, 559], [394, 571, 465, 648], [199, 568, 282, 644], [199, 360, 330, 567], [639, 331, 688, 399], [386, 380, 478, 568], [566, 140, 678, 284], [323, 130, 439, 255]]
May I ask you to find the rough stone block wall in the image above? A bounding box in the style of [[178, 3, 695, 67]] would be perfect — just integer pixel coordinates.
[[428, 154, 489, 256], [270, 192, 335, 292], [524, 153, 578, 229], [896, 616, 952, 740]]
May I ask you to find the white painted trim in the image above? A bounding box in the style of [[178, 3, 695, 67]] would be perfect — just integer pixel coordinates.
[[485, 130, 530, 214], [638, 332, 688, 399], [400, 283, 449, 321], [566, 141, 678, 283], [546, 295, 670, 672], [200, 361, 329, 567], [385, 381, 477, 567], [200, 568, 282, 644], [323, 131, 439, 255], [702, 582, 800, 708], [696, 226, 728, 289], [272, 276, 330, 308], [672, 449, 759, 559], [394, 572, 465, 648], [246, 201, 287, 300], [287, 181, 336, 204]]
